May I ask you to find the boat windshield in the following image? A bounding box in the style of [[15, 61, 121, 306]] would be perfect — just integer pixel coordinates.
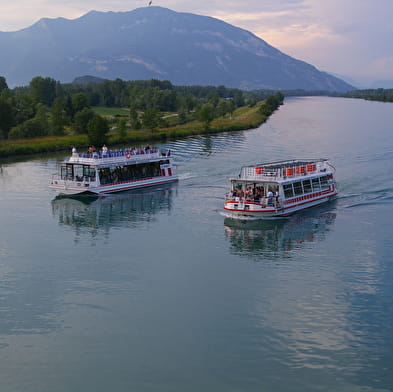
[[60, 164, 96, 181]]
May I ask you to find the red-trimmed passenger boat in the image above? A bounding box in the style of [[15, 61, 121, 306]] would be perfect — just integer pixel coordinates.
[[49, 146, 177, 195], [223, 159, 337, 219]]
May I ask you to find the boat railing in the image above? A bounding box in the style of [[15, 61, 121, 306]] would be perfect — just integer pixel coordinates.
[[69, 148, 163, 164]]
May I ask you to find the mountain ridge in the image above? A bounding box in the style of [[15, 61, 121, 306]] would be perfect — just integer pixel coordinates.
[[0, 6, 354, 91]]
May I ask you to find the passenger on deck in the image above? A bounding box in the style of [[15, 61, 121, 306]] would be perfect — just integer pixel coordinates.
[[267, 190, 274, 206], [87, 145, 96, 157], [274, 191, 280, 207]]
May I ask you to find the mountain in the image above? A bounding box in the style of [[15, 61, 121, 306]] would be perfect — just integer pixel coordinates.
[[0, 6, 354, 91]]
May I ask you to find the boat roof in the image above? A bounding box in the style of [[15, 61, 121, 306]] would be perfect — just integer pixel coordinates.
[[251, 158, 328, 169], [232, 158, 334, 183]]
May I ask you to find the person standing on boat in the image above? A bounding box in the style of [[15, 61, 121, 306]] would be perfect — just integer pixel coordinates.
[[267, 190, 274, 206], [102, 144, 108, 157], [274, 190, 280, 207], [87, 145, 94, 157]]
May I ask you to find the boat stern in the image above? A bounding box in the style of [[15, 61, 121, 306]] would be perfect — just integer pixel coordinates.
[[49, 176, 99, 195]]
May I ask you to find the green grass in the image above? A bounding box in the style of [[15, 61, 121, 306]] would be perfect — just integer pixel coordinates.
[[0, 102, 269, 158]]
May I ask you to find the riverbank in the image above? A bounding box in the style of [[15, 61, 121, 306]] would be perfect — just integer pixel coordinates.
[[0, 101, 272, 158]]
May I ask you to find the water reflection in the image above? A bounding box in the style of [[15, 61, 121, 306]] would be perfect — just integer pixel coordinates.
[[51, 184, 177, 238], [169, 132, 247, 162], [224, 206, 336, 259]]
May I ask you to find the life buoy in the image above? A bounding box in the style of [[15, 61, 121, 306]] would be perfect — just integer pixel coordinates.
[[125, 152, 131, 159]]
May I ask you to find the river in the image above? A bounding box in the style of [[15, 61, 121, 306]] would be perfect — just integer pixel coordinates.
[[1, 96, 393, 392]]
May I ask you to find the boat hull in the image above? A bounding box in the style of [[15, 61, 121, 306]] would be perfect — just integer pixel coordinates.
[[50, 176, 178, 196], [224, 192, 337, 219]]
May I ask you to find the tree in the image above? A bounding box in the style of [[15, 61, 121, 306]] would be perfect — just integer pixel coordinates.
[[29, 76, 57, 106], [87, 115, 109, 147], [233, 90, 245, 107], [197, 103, 214, 130], [183, 96, 196, 112], [0, 76, 8, 93], [73, 108, 95, 134], [227, 100, 236, 119], [8, 104, 49, 139], [0, 100, 13, 139], [50, 97, 66, 136], [12, 93, 35, 125], [178, 110, 187, 124], [142, 108, 160, 132], [7, 125, 24, 139], [117, 118, 127, 142], [215, 99, 231, 118], [63, 95, 74, 122], [72, 93, 90, 113], [207, 91, 219, 108], [259, 93, 284, 116], [129, 107, 141, 129]]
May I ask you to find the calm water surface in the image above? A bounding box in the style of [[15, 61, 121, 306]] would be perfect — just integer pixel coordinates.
[[1, 97, 393, 392]]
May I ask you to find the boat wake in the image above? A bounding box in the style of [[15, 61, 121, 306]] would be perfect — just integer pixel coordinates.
[[337, 186, 393, 209], [178, 172, 195, 181]]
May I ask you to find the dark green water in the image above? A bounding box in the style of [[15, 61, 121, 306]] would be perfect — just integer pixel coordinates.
[[1, 97, 393, 391]]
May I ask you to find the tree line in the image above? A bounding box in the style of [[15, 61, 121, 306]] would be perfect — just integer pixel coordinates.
[[0, 75, 251, 144], [338, 88, 393, 102]]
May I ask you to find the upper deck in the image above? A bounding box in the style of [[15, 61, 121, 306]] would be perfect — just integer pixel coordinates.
[[235, 159, 334, 182], [67, 147, 168, 166]]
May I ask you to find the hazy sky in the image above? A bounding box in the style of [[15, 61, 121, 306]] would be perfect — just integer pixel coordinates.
[[1, 0, 392, 86]]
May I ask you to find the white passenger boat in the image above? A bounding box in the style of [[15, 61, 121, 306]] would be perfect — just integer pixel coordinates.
[[49, 146, 178, 195], [223, 159, 337, 219]]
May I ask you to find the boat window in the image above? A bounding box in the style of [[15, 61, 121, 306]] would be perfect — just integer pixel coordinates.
[[312, 178, 321, 191], [320, 176, 329, 189], [302, 179, 312, 194], [232, 182, 243, 190], [99, 162, 162, 184], [283, 184, 294, 198], [73, 165, 83, 180], [293, 181, 303, 196], [83, 165, 96, 180], [61, 164, 73, 179], [99, 168, 111, 184]]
